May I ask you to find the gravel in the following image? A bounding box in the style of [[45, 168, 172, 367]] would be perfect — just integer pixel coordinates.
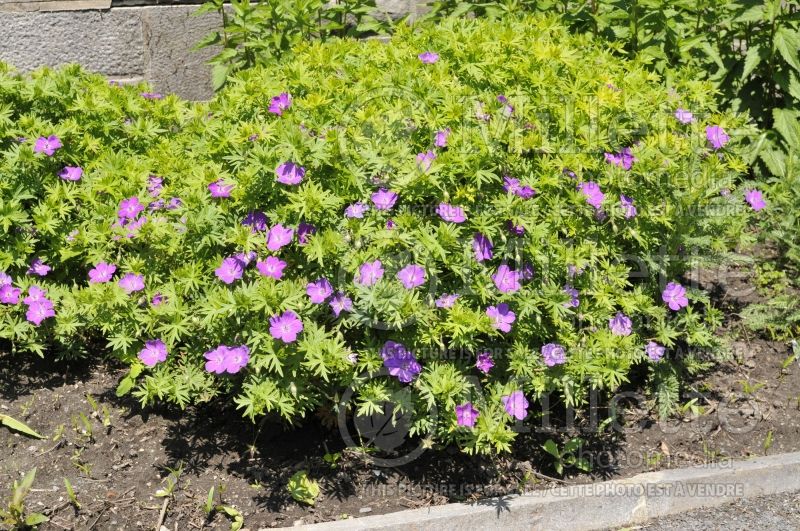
[[631, 489, 800, 530]]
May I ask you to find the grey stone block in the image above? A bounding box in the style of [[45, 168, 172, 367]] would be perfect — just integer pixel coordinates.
[[0, 10, 145, 76]]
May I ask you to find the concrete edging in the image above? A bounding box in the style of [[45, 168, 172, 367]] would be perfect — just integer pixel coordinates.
[[291, 451, 800, 530]]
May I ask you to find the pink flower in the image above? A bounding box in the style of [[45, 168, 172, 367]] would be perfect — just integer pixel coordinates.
[[435, 293, 459, 308], [646, 341, 666, 361], [118, 273, 145, 294], [609, 312, 633, 336], [492, 264, 521, 294], [455, 402, 479, 427], [275, 162, 305, 185], [381, 341, 422, 383], [59, 166, 83, 181], [204, 347, 227, 374], [0, 285, 21, 305], [356, 260, 384, 286], [330, 292, 353, 317], [26, 300, 55, 326], [486, 303, 515, 333], [89, 262, 117, 283], [371, 189, 398, 211], [256, 256, 287, 280], [138, 339, 168, 367], [662, 282, 688, 311], [396, 264, 425, 289], [620, 194, 637, 219], [579, 181, 605, 209], [418, 51, 439, 64], [706, 125, 729, 149], [222, 345, 250, 374], [209, 180, 234, 198], [541, 343, 566, 366], [475, 352, 494, 374], [33, 135, 62, 156], [269, 310, 304, 343], [215, 256, 245, 284], [268, 92, 292, 115], [674, 108, 694, 124], [436, 203, 466, 223], [434, 128, 450, 147], [744, 189, 766, 211], [501, 391, 528, 420], [27, 259, 50, 277], [23, 286, 47, 305], [267, 224, 294, 251], [473, 233, 493, 262], [416, 151, 436, 172], [307, 278, 333, 304], [118, 197, 144, 220]]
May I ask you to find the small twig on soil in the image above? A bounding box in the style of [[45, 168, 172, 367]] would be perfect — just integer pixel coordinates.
[[530, 471, 568, 484], [155, 496, 170, 531], [86, 502, 111, 530]]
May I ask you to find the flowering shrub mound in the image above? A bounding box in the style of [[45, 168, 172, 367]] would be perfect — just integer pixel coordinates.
[[0, 16, 758, 454]]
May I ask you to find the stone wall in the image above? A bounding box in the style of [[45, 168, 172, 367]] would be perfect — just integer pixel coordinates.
[[0, 0, 419, 100]]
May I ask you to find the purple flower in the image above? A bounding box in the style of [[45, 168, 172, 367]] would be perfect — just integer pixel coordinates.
[[330, 292, 353, 317], [356, 260, 384, 286], [147, 175, 163, 197], [215, 256, 245, 284], [579, 181, 605, 209], [345, 202, 369, 218], [507, 221, 525, 236], [416, 151, 436, 172], [140, 92, 163, 100], [118, 197, 144, 220], [706, 125, 729, 149], [386, 219, 396, 230], [256, 256, 287, 280], [744, 189, 766, 211], [66, 229, 78, 242], [486, 303, 515, 333], [418, 51, 439, 64], [397, 264, 425, 289], [472, 233, 493, 262], [492, 264, 521, 294], [23, 286, 47, 305], [434, 128, 451, 147], [297, 222, 316, 244], [563, 285, 579, 308], [675, 108, 694, 124], [275, 161, 305, 185], [243, 211, 268, 232], [89, 262, 117, 284], [33, 135, 61, 156], [646, 341, 666, 361], [436, 203, 466, 223], [455, 402, 479, 427], [151, 292, 165, 306], [609, 312, 633, 336], [204, 346, 227, 374], [268, 92, 292, 115], [501, 391, 529, 420], [59, 166, 82, 182], [307, 278, 333, 304], [371, 189, 398, 211], [475, 352, 494, 374], [266, 224, 294, 251], [27, 259, 50, 277], [516, 185, 536, 199], [0, 285, 21, 305], [0, 272, 11, 286], [223, 345, 250, 374], [604, 148, 636, 170], [269, 310, 304, 343], [138, 339, 168, 367], [541, 343, 567, 367], [26, 300, 55, 326], [209, 180, 234, 198], [381, 341, 422, 383], [521, 263, 534, 280], [620, 194, 637, 219], [662, 282, 688, 311], [118, 273, 145, 294], [435, 293, 459, 308], [503, 176, 521, 194]]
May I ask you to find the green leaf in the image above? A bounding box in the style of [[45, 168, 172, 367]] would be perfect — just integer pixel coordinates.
[[115, 376, 134, 397], [760, 148, 787, 178], [741, 44, 763, 81], [24, 513, 49, 526], [543, 439, 560, 458], [287, 470, 320, 505], [773, 108, 800, 150], [774, 28, 800, 73], [0, 414, 44, 439], [211, 63, 231, 92]]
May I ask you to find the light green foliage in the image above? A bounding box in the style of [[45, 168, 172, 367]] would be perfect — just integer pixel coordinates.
[[0, 469, 49, 528], [0, 16, 751, 454], [287, 470, 320, 505]]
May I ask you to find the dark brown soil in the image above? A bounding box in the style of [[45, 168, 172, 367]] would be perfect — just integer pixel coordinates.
[[1, 257, 798, 530]]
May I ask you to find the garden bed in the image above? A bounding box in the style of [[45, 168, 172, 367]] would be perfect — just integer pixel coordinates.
[[1, 257, 798, 530]]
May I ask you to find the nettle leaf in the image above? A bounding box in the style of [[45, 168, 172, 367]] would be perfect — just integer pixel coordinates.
[[774, 27, 800, 74]]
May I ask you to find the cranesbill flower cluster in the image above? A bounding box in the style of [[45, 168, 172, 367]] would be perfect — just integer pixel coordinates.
[[204, 344, 250, 374], [23, 286, 55, 326], [381, 341, 422, 383], [138, 339, 168, 367]]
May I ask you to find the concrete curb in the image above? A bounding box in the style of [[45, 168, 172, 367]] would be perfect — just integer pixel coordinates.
[[291, 452, 800, 530]]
